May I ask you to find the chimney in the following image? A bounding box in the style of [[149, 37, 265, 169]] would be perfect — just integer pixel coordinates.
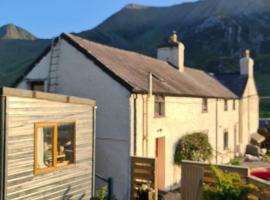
[[157, 31, 185, 72], [240, 49, 254, 78]]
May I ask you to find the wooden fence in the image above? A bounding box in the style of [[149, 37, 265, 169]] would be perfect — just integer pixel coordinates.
[[181, 160, 270, 200], [247, 176, 270, 200], [130, 157, 157, 200]]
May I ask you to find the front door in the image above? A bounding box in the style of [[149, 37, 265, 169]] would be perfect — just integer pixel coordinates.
[[155, 137, 165, 191]]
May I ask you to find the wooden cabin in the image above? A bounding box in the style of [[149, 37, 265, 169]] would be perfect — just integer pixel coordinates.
[[0, 87, 96, 200]]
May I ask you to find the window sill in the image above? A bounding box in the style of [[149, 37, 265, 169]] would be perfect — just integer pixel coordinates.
[[34, 163, 76, 175], [154, 115, 166, 119]]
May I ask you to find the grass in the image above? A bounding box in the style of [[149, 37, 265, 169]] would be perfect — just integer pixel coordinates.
[[260, 99, 270, 118]]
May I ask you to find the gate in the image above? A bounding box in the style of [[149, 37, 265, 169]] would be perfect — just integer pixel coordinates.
[[130, 157, 158, 200], [181, 164, 203, 200]]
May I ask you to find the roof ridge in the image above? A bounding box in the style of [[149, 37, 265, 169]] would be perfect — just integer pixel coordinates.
[[63, 33, 172, 66], [63, 33, 208, 75]]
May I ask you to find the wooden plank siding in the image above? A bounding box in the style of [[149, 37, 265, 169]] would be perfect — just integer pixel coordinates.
[[130, 157, 157, 200], [5, 96, 94, 200]]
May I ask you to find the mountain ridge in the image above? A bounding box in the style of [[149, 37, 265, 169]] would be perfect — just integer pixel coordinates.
[[1, 0, 270, 97]]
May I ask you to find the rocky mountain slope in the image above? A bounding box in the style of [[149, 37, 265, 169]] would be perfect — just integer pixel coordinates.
[[1, 0, 270, 98], [80, 0, 270, 76]]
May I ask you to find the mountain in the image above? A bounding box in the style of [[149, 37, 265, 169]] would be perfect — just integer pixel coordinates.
[[0, 0, 270, 116], [0, 24, 49, 86], [78, 0, 270, 118], [79, 0, 270, 75], [0, 24, 37, 40]]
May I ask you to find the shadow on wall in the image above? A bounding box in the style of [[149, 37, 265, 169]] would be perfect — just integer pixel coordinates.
[[62, 186, 85, 200]]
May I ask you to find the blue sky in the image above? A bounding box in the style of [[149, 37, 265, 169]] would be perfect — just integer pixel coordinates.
[[0, 0, 196, 38]]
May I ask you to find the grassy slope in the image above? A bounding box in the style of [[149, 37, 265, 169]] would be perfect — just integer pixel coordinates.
[[0, 39, 49, 86], [255, 74, 270, 118]]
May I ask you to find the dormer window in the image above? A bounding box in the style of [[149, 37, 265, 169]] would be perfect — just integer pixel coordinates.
[[154, 95, 165, 117], [202, 98, 208, 113]]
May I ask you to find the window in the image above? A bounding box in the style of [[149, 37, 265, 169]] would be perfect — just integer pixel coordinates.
[[57, 123, 75, 167], [202, 98, 208, 113], [233, 100, 236, 110], [34, 122, 75, 175], [223, 130, 229, 150], [224, 100, 228, 111], [30, 81, 45, 91], [154, 96, 165, 117]]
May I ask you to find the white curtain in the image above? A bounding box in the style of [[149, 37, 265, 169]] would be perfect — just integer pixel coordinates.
[[37, 128, 45, 168]]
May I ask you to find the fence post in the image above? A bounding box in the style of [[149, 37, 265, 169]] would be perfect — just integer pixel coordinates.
[[108, 177, 113, 200]]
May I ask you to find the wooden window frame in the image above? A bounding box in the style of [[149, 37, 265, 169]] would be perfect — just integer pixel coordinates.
[[202, 98, 208, 113], [34, 123, 57, 175], [154, 95, 165, 117], [34, 122, 76, 175]]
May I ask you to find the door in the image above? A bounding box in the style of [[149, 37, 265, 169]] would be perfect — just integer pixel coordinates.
[[155, 137, 165, 191]]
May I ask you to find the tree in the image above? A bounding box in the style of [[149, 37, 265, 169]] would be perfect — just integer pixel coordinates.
[[174, 132, 212, 165]]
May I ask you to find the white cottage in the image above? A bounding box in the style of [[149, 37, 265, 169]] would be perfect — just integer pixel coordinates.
[[13, 32, 259, 199]]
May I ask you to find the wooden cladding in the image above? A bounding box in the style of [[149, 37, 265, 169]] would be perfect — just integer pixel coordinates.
[[131, 157, 157, 200], [6, 96, 93, 199]]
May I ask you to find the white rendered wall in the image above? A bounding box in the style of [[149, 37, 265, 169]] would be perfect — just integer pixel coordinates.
[[17, 53, 50, 90], [16, 39, 132, 200], [131, 94, 239, 190], [239, 77, 259, 152], [157, 44, 185, 72]]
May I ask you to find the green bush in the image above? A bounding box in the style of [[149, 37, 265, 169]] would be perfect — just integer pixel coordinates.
[[203, 166, 257, 200], [229, 159, 241, 166], [95, 187, 108, 200], [174, 132, 212, 165], [94, 186, 117, 200]]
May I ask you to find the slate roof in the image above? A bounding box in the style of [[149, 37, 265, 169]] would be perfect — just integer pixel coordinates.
[[214, 73, 248, 97], [14, 33, 238, 99]]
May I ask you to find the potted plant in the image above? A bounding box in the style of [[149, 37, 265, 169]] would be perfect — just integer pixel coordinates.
[[137, 182, 154, 200]]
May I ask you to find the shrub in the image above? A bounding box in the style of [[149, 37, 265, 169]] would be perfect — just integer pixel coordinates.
[[95, 187, 108, 200], [203, 166, 257, 200], [174, 132, 212, 165], [94, 186, 117, 200], [229, 159, 241, 166]]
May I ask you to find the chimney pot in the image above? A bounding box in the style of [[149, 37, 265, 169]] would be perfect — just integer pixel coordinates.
[[170, 31, 178, 43], [243, 49, 250, 58]]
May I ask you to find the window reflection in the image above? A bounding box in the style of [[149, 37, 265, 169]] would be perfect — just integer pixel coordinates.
[[57, 124, 75, 166]]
